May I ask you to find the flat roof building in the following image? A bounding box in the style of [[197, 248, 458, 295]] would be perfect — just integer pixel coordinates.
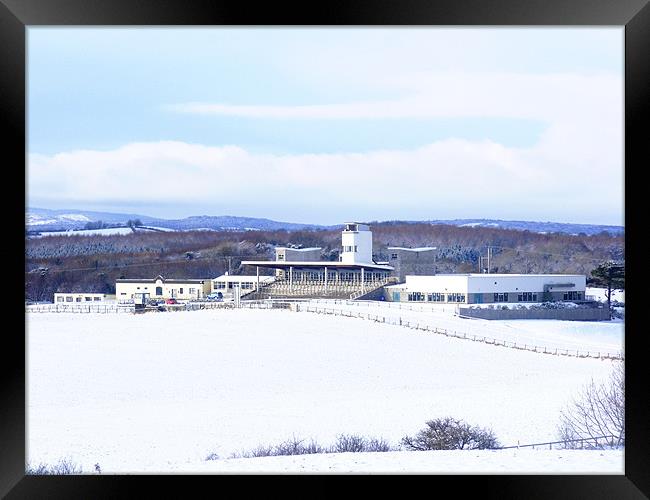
[[241, 222, 395, 299], [115, 275, 211, 301], [387, 246, 438, 281], [54, 292, 115, 304], [385, 273, 586, 304]]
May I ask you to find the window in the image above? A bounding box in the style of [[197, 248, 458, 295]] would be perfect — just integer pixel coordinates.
[[564, 291, 581, 301], [494, 293, 509, 303], [214, 282, 225, 289], [120, 292, 127, 296], [408, 292, 425, 301], [447, 293, 465, 303], [392, 292, 400, 301], [427, 292, 445, 302], [66, 297, 73, 302], [156, 286, 163, 295], [56, 297, 64, 302], [277, 254, 285, 261], [391, 253, 398, 259], [518, 292, 537, 302], [85, 297, 92, 301], [354, 245, 358, 252], [189, 288, 196, 294], [94, 297, 101, 301], [76, 297, 82, 302]]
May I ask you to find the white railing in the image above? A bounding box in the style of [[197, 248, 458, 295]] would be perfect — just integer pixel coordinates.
[[26, 303, 131, 313]]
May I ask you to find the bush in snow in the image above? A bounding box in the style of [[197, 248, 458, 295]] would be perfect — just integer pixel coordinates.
[[401, 417, 500, 451], [557, 361, 624, 449], [26, 458, 83, 475], [329, 434, 394, 453], [224, 433, 394, 459]]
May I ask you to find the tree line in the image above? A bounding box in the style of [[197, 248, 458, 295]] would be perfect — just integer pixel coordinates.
[[25, 223, 624, 302]]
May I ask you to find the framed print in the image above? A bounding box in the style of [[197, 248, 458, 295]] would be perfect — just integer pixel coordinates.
[[3, 0, 648, 497]]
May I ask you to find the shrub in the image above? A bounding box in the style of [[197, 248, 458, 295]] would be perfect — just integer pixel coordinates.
[[26, 458, 83, 475], [224, 433, 394, 459], [401, 417, 500, 451], [557, 361, 624, 449]]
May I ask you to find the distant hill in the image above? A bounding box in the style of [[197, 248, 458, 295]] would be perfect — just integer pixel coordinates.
[[26, 208, 327, 233], [26, 208, 623, 236], [372, 218, 624, 236]]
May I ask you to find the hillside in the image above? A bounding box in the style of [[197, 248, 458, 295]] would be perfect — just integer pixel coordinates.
[[24, 222, 624, 302], [27, 207, 623, 236]]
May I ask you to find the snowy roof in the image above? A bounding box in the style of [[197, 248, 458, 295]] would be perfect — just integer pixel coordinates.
[[213, 275, 275, 282], [418, 273, 585, 278], [388, 247, 437, 252], [116, 275, 208, 284], [275, 247, 322, 252], [241, 260, 393, 271]]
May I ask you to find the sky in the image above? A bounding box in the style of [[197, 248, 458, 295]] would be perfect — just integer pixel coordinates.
[[27, 28, 624, 226]]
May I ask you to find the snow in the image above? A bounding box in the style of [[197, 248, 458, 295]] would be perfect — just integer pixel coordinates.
[[179, 449, 623, 474], [26, 308, 623, 474], [33, 227, 134, 237], [58, 213, 92, 222], [586, 287, 625, 304], [308, 300, 623, 356]]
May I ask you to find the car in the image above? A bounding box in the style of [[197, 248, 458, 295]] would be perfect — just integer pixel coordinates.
[[206, 292, 223, 302], [165, 298, 178, 304]]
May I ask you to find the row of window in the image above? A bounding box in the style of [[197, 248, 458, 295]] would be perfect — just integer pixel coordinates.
[[518, 292, 538, 302], [494, 293, 509, 302], [407, 292, 466, 303], [342, 246, 358, 253], [564, 291, 583, 300], [57, 296, 103, 303]]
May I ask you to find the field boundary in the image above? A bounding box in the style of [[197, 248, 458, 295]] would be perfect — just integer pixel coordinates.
[[294, 303, 624, 361]]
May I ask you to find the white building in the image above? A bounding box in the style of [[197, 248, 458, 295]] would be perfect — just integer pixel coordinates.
[[274, 247, 321, 278], [341, 222, 373, 264], [385, 274, 586, 304], [54, 292, 115, 304], [115, 275, 211, 301], [211, 274, 276, 298], [242, 222, 393, 284]]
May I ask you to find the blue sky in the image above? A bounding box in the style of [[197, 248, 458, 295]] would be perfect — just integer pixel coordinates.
[[28, 28, 623, 225]]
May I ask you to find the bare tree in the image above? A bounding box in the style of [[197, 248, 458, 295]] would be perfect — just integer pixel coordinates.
[[558, 361, 624, 448]]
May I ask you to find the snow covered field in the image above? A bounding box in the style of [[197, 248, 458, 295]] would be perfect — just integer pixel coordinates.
[[26, 308, 624, 474], [307, 300, 623, 356]]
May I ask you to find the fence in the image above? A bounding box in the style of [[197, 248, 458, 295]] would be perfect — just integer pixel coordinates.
[[498, 434, 622, 450], [26, 303, 131, 313], [293, 303, 624, 361], [25, 301, 234, 314], [459, 307, 611, 321]]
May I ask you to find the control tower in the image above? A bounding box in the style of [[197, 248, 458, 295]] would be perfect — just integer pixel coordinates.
[[341, 222, 373, 264]]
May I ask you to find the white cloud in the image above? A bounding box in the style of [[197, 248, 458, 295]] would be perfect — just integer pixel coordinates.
[[28, 131, 623, 225], [168, 71, 621, 124]]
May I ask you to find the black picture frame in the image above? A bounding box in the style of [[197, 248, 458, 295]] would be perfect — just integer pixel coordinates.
[[4, 0, 647, 497]]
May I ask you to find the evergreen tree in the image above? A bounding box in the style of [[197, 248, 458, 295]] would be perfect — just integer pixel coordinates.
[[590, 261, 625, 318]]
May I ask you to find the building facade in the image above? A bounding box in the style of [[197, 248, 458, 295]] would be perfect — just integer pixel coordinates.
[[241, 222, 394, 299], [385, 274, 586, 304], [54, 292, 116, 304], [387, 246, 438, 281], [211, 274, 276, 298], [115, 275, 211, 301], [341, 223, 373, 264], [274, 247, 322, 278]]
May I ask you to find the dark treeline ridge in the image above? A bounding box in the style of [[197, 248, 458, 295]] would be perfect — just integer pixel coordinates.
[[25, 223, 624, 302]]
